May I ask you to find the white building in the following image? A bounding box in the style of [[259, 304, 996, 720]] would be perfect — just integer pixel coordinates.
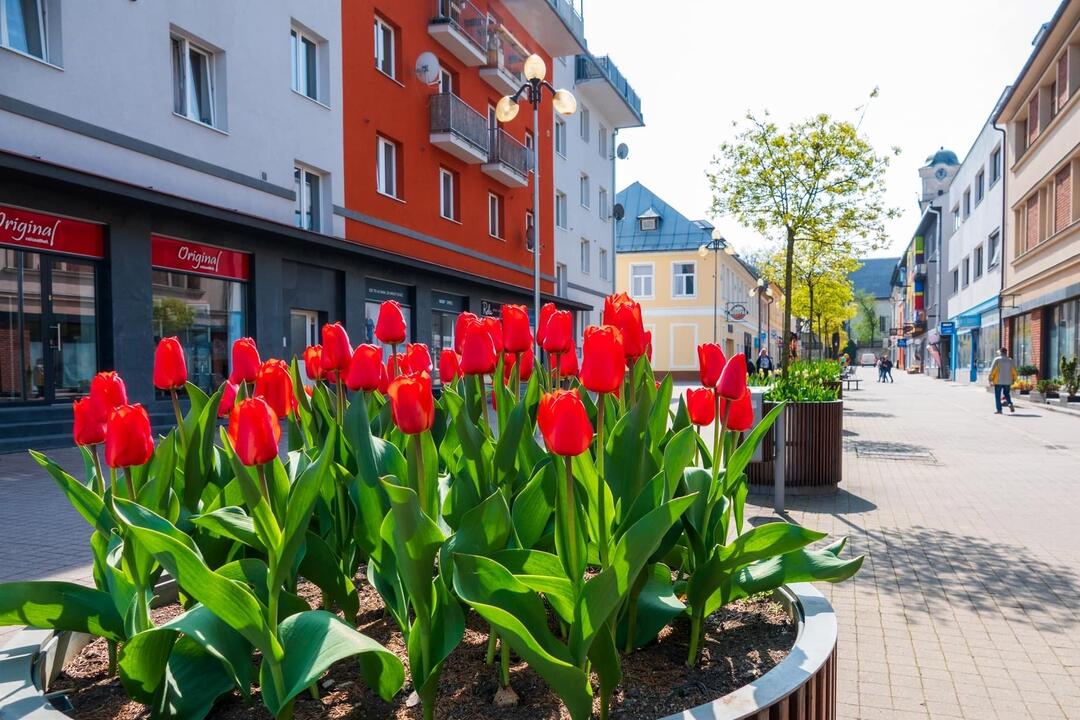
[[944, 101, 1007, 382], [553, 52, 643, 332]]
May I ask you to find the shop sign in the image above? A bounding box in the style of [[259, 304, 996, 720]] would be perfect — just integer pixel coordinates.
[[152, 235, 250, 281], [367, 278, 411, 304], [480, 299, 501, 317], [726, 302, 749, 321], [432, 291, 466, 314], [0, 204, 104, 258], [940, 321, 956, 336], [957, 315, 981, 328], [897, 339, 908, 347]]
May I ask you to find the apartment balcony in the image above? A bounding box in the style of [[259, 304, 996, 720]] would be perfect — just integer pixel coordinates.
[[429, 93, 489, 164], [479, 26, 528, 96], [498, 0, 585, 56], [483, 128, 529, 188], [574, 53, 644, 129], [428, 0, 488, 66]]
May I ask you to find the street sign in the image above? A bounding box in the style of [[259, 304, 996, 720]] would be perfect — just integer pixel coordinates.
[[726, 302, 749, 320], [957, 316, 981, 328], [940, 321, 956, 336], [897, 338, 908, 347]]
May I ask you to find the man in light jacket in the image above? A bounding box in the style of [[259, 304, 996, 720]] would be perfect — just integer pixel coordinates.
[[988, 347, 1018, 414]]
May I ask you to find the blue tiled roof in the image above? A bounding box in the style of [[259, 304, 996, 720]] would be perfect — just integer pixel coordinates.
[[615, 182, 713, 253], [849, 257, 900, 299]]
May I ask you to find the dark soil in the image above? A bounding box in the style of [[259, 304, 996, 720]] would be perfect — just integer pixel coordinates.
[[51, 575, 793, 720]]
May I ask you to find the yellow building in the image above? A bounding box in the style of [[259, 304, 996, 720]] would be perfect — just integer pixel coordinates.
[[615, 182, 784, 377]]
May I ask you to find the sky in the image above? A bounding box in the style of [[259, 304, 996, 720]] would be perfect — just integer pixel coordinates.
[[586, 0, 1062, 259]]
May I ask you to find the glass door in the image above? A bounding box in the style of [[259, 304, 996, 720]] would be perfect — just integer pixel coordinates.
[[46, 258, 98, 401], [290, 308, 320, 381], [0, 249, 44, 402]]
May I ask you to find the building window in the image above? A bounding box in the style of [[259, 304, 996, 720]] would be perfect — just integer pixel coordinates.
[[1026, 194, 1040, 251], [630, 264, 653, 298], [290, 27, 319, 101], [488, 192, 503, 239], [951, 268, 959, 294], [599, 188, 609, 220], [1055, 165, 1073, 234], [990, 147, 1002, 185], [580, 174, 590, 208], [639, 217, 657, 232], [598, 125, 608, 159], [554, 117, 566, 156], [962, 189, 971, 218], [171, 34, 217, 127], [376, 135, 398, 198], [438, 67, 455, 95], [975, 170, 985, 205], [974, 245, 983, 279], [988, 229, 1001, 268], [580, 105, 590, 142], [961, 257, 970, 288], [294, 166, 321, 231], [1, 0, 47, 60], [439, 168, 457, 221], [580, 238, 590, 274], [599, 248, 608, 280], [673, 262, 696, 298], [879, 315, 887, 333], [555, 191, 567, 229], [374, 15, 396, 79], [556, 263, 567, 295], [952, 205, 961, 231], [525, 210, 534, 252]]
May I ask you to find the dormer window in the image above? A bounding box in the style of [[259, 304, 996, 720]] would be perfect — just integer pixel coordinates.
[[640, 217, 657, 231]]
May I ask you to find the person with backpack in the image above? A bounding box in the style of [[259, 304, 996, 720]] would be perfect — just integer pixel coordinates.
[[988, 347, 1017, 414]]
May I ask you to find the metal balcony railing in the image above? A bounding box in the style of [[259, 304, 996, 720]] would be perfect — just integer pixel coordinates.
[[486, 26, 527, 86], [575, 54, 643, 119], [548, 0, 584, 44], [431, 0, 489, 53], [488, 128, 529, 177], [430, 93, 490, 154]]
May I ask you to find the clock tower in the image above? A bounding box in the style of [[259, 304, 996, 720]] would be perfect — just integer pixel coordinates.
[[918, 147, 960, 211]]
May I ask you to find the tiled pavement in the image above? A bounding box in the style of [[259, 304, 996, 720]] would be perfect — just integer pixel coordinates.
[[2, 375, 1080, 718]]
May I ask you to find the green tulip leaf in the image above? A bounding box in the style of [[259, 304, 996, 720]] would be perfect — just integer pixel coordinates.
[[299, 531, 360, 621], [30, 450, 113, 535], [380, 481, 446, 626], [490, 549, 575, 625], [0, 581, 126, 642], [617, 563, 684, 650], [511, 460, 556, 549], [190, 506, 264, 552]]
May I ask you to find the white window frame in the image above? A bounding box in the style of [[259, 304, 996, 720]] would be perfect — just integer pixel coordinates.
[[580, 238, 590, 275], [952, 206, 961, 231], [1, 0, 47, 61], [290, 26, 320, 101], [554, 117, 566, 157], [555, 191, 567, 229], [988, 229, 1001, 268], [294, 165, 321, 232], [598, 125, 608, 159], [672, 260, 697, 299], [639, 217, 657, 232], [975, 169, 985, 205], [374, 16, 395, 79], [599, 248, 609, 280], [961, 256, 970, 287], [439, 168, 457, 221], [525, 210, 535, 253], [376, 135, 398, 198], [488, 192, 503, 239], [556, 262, 568, 296], [629, 263, 654, 299], [974, 244, 984, 279], [990, 147, 1002, 185], [598, 187, 609, 221], [580, 173, 590, 209], [438, 67, 454, 95], [580, 105, 590, 142], [172, 33, 217, 128]]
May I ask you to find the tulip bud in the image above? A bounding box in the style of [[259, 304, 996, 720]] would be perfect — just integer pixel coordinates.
[[345, 344, 383, 391], [504, 348, 535, 383], [580, 325, 624, 394], [438, 349, 461, 384], [105, 403, 154, 468], [375, 300, 407, 345], [254, 359, 295, 419], [536, 302, 557, 348], [480, 316, 503, 354], [501, 304, 533, 354], [603, 292, 646, 359], [559, 348, 579, 378], [461, 322, 498, 375], [218, 380, 239, 418], [542, 310, 573, 354], [387, 371, 435, 435], [537, 389, 593, 456], [303, 345, 325, 382], [717, 353, 748, 401], [153, 337, 188, 390], [228, 397, 281, 466], [697, 343, 727, 388], [378, 363, 390, 395], [229, 337, 261, 384], [321, 323, 352, 374], [722, 389, 754, 432], [73, 397, 105, 446], [686, 387, 716, 427], [404, 343, 433, 375], [454, 312, 479, 354], [89, 371, 127, 425]]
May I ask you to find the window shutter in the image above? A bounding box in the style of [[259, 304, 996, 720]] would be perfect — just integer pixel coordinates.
[[1055, 165, 1072, 233], [1028, 94, 1040, 145], [1026, 195, 1040, 251], [1058, 54, 1069, 110]]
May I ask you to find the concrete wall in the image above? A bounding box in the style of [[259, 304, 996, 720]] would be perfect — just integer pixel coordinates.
[[0, 0, 344, 236]]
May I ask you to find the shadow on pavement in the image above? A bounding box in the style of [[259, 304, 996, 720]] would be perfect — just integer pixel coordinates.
[[842, 410, 896, 418]]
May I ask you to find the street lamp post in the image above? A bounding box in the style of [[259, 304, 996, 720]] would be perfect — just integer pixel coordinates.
[[496, 54, 577, 348], [698, 230, 736, 344], [749, 278, 774, 359]]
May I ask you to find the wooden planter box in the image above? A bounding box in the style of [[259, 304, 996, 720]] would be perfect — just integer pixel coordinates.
[[748, 400, 843, 494]]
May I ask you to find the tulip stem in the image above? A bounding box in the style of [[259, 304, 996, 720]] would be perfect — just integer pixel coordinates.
[[90, 444, 104, 496], [257, 463, 271, 501], [712, 394, 721, 484], [553, 352, 561, 390], [335, 378, 344, 423], [122, 467, 136, 500], [564, 455, 580, 583], [596, 395, 609, 568], [390, 344, 399, 378], [499, 636, 511, 687], [411, 435, 428, 518], [169, 387, 184, 433]]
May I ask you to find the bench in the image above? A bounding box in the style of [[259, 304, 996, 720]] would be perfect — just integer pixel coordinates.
[[843, 377, 862, 391]]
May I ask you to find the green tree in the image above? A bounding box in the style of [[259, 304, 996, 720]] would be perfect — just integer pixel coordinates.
[[709, 101, 899, 372], [851, 289, 881, 350]]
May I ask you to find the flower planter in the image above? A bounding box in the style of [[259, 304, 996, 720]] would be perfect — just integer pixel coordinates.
[[0, 582, 841, 720], [747, 400, 843, 494], [1029, 391, 1046, 403]]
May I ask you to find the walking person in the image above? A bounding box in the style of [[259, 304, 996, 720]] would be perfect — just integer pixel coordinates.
[[756, 347, 774, 375], [988, 347, 1017, 414], [883, 356, 894, 383], [876, 355, 886, 383]]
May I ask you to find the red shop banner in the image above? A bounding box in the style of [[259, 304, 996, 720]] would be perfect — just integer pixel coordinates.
[[152, 235, 250, 281], [0, 204, 105, 258]]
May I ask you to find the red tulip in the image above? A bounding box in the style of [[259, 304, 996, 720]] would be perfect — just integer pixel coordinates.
[[603, 293, 646, 359], [375, 301, 407, 344], [504, 349, 535, 383], [542, 310, 574, 354], [89, 371, 127, 424], [461, 322, 498, 375], [559, 349, 579, 378], [686, 388, 716, 427], [345, 344, 383, 391], [105, 404, 154, 468], [536, 302, 556, 347], [403, 343, 433, 375], [228, 397, 281, 466], [218, 380, 239, 418], [153, 337, 187, 390], [698, 343, 727, 388], [644, 330, 653, 362], [229, 338, 261, 384], [717, 353, 748, 401], [501, 304, 533, 354], [321, 323, 352, 374], [303, 345, 325, 381], [439, 349, 461, 384], [73, 397, 105, 446], [387, 371, 435, 434], [722, 389, 754, 432], [390, 352, 406, 377], [378, 363, 390, 395], [480, 316, 503, 354], [580, 325, 624, 394], [254, 359, 295, 418], [454, 312, 479, 353], [537, 389, 593, 456]]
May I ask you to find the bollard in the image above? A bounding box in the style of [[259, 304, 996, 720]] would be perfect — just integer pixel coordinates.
[[773, 408, 786, 515]]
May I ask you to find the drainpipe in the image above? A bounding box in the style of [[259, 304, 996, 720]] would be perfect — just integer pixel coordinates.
[[992, 118, 1008, 369], [610, 127, 618, 296], [925, 205, 944, 379]]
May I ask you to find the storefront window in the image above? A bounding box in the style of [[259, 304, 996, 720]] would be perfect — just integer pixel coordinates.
[[1011, 314, 1032, 368], [430, 291, 466, 383], [957, 332, 973, 374], [1048, 299, 1079, 374], [978, 323, 999, 372]]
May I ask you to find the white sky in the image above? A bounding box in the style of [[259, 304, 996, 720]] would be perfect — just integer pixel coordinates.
[[588, 0, 1061, 258]]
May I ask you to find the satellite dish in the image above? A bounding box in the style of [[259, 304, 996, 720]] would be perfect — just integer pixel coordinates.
[[616, 143, 629, 160], [612, 203, 625, 221], [415, 52, 441, 85]]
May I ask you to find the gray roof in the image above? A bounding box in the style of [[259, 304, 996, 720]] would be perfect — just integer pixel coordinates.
[[615, 182, 713, 253], [850, 257, 899, 299]]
